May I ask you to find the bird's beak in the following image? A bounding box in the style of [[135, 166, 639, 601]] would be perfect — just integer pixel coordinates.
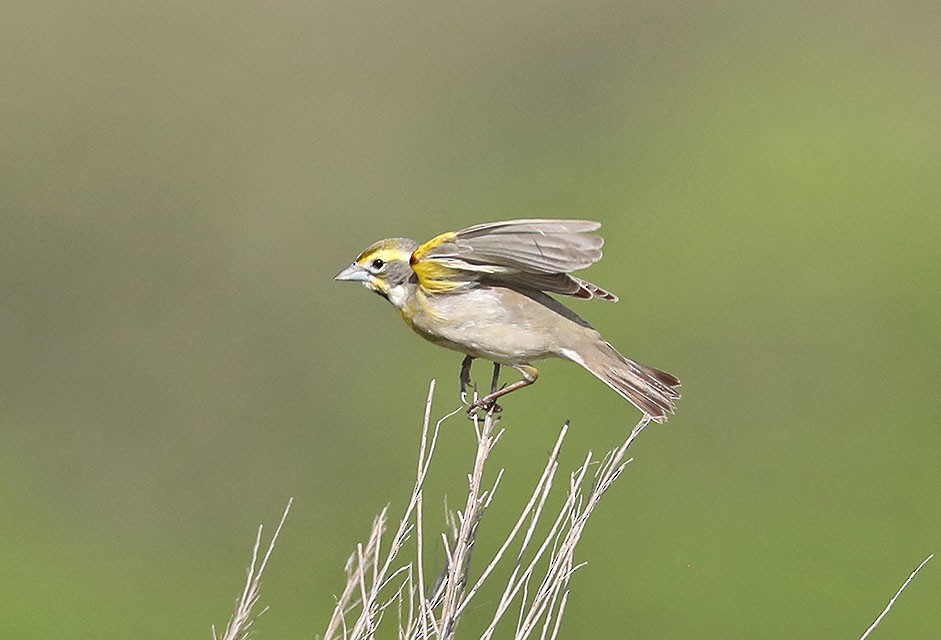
[[334, 262, 369, 282]]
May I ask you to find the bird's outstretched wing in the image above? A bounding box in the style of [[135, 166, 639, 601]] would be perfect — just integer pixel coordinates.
[[410, 219, 618, 301]]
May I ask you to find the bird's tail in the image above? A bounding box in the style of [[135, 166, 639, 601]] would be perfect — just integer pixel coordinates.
[[572, 341, 681, 423]]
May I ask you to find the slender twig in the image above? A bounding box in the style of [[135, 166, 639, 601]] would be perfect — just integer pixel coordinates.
[[858, 554, 934, 640], [321, 381, 656, 640], [213, 498, 293, 640], [456, 423, 568, 619], [324, 380, 458, 640], [437, 404, 499, 639]]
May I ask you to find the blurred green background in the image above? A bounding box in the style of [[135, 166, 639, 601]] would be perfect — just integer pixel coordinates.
[[2, 1, 939, 637]]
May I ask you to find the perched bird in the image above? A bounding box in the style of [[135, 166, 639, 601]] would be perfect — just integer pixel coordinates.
[[334, 219, 680, 422]]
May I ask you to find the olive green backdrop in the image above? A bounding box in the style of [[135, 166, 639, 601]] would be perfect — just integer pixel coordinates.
[[2, 1, 938, 637]]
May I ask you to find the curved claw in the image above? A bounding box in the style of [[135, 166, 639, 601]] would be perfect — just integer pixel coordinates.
[[466, 398, 503, 417]]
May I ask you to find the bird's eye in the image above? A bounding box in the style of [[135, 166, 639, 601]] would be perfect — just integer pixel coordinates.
[[370, 258, 385, 271]]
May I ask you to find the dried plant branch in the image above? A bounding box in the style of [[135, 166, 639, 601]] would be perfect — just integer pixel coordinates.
[[858, 554, 934, 640], [320, 380, 653, 640], [323, 380, 459, 640], [456, 423, 568, 620], [437, 403, 502, 639], [219, 386, 935, 639], [213, 498, 293, 640]]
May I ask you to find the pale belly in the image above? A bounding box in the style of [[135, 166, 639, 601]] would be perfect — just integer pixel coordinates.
[[400, 286, 595, 364]]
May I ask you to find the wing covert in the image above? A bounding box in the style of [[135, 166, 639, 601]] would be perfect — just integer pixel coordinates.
[[410, 219, 617, 301]]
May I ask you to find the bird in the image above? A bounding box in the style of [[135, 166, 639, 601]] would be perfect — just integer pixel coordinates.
[[334, 219, 680, 422]]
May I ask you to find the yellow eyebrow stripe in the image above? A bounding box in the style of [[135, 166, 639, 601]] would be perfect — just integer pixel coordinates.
[[356, 246, 412, 265]]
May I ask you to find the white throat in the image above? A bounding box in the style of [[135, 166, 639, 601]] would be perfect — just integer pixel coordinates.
[[385, 283, 409, 308]]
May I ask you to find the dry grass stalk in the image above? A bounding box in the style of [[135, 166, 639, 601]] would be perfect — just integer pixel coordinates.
[[321, 379, 651, 640], [214, 498, 293, 640], [858, 553, 934, 640], [216, 385, 935, 639]]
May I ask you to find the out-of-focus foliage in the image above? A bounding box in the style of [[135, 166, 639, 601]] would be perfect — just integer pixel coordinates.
[[1, 1, 938, 637]]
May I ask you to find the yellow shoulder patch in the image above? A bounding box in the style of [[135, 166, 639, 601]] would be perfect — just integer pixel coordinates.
[[410, 231, 465, 293], [410, 231, 457, 263], [411, 260, 465, 293]]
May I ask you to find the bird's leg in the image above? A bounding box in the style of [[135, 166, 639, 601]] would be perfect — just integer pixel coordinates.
[[481, 363, 504, 414], [459, 355, 475, 404], [468, 364, 538, 416]]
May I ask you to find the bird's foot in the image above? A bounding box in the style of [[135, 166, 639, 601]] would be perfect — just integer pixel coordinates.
[[466, 396, 502, 418]]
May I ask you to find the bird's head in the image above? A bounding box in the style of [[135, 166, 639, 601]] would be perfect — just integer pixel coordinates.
[[334, 237, 419, 308]]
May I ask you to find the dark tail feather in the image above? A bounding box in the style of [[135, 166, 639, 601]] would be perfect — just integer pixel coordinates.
[[577, 342, 681, 423]]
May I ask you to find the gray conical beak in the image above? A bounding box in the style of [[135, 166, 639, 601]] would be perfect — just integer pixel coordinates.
[[334, 262, 369, 282]]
